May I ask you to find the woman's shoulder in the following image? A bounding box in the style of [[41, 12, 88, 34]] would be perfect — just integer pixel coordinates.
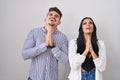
[[70, 39, 77, 43], [97, 40, 105, 46], [69, 39, 78, 47]]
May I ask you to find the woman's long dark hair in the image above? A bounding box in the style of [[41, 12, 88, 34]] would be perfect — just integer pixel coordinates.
[[77, 17, 99, 56]]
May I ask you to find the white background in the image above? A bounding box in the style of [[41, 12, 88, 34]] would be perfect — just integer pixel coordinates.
[[0, 0, 120, 80]]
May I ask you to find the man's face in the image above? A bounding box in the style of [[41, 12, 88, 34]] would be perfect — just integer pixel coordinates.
[[45, 11, 61, 28]]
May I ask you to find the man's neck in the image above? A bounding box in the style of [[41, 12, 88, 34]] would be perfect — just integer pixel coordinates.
[[45, 26, 57, 34]]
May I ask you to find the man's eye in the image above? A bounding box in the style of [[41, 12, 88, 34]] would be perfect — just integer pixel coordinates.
[[49, 13, 52, 16], [55, 15, 59, 18]]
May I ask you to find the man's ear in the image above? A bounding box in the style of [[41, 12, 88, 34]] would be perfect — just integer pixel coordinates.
[[58, 21, 61, 25], [44, 18, 46, 22]]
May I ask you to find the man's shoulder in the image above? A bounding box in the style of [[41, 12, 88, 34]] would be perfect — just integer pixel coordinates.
[[31, 27, 41, 31], [57, 30, 68, 39], [27, 27, 42, 36], [29, 27, 43, 33]]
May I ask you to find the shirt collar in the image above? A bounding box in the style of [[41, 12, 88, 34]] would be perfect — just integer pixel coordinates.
[[41, 26, 58, 34]]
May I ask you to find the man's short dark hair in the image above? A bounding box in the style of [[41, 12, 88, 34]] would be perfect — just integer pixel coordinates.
[[49, 7, 62, 19]]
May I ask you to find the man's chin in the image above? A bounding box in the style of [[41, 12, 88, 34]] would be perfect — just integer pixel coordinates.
[[48, 23, 55, 27]]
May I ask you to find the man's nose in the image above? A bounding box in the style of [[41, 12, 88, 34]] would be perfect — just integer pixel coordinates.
[[51, 14, 55, 18]]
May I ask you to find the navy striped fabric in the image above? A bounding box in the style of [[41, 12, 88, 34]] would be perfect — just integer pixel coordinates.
[[22, 27, 68, 80]]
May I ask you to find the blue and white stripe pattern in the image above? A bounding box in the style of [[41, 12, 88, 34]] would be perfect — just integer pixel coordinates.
[[22, 27, 68, 80]]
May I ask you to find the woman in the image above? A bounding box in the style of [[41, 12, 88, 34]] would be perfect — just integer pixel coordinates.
[[68, 17, 106, 80]]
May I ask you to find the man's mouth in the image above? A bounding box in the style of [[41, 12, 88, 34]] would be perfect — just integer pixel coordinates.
[[48, 23, 55, 27], [49, 18, 56, 22]]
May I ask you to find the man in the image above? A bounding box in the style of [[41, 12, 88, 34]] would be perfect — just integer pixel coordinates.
[[22, 7, 68, 80]]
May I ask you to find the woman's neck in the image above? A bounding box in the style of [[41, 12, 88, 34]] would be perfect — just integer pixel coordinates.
[[84, 34, 92, 42]]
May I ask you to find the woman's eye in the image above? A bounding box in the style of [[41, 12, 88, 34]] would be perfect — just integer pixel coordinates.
[[83, 22, 86, 25], [89, 22, 93, 24]]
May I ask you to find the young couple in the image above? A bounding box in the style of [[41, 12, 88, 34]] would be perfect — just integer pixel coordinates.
[[22, 7, 106, 80]]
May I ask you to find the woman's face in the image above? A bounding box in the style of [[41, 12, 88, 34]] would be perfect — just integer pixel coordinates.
[[82, 18, 94, 34]]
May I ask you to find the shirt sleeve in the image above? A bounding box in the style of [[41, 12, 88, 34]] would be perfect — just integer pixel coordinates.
[[93, 40, 106, 72], [51, 37, 68, 64], [68, 39, 86, 70], [22, 30, 47, 60]]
